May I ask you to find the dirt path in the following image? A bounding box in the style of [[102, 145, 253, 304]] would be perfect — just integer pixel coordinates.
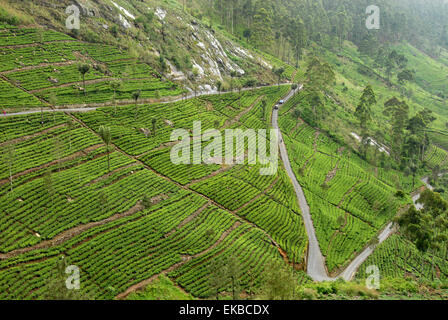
[[28, 77, 155, 93], [164, 201, 211, 238], [337, 180, 362, 209], [115, 221, 241, 299], [0, 123, 66, 147], [0, 60, 77, 75], [68, 114, 285, 258], [0, 202, 143, 260], [220, 95, 265, 130], [0, 40, 76, 49], [232, 177, 279, 213], [289, 118, 304, 136], [0, 144, 103, 186]]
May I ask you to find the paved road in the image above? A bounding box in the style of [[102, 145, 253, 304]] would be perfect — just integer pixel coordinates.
[[1, 108, 98, 117], [4, 82, 432, 282], [272, 85, 331, 281], [271, 85, 420, 282], [1, 84, 286, 117], [339, 222, 395, 281]]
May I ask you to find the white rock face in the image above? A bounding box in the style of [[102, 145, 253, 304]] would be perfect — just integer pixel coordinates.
[[233, 45, 254, 59], [257, 57, 272, 69], [166, 60, 186, 81], [350, 132, 390, 155], [112, 1, 135, 20], [118, 14, 132, 29], [192, 60, 205, 77], [155, 7, 167, 20], [197, 42, 206, 50]]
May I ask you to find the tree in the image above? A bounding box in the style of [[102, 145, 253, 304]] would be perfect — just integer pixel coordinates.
[[43, 256, 90, 300], [356, 85, 376, 130], [208, 254, 241, 300], [151, 118, 157, 136], [243, 29, 251, 43], [142, 194, 152, 210], [227, 255, 241, 300], [98, 191, 108, 215], [259, 260, 296, 300], [397, 69, 415, 84], [216, 81, 222, 95], [251, 7, 273, 49], [78, 64, 90, 96], [383, 97, 409, 160], [356, 85, 376, 157], [306, 57, 335, 91], [407, 109, 435, 161], [133, 89, 141, 119], [98, 126, 112, 172], [291, 18, 307, 67], [336, 215, 345, 231], [208, 256, 228, 300], [273, 67, 285, 86], [291, 83, 298, 92], [110, 80, 122, 115], [368, 236, 380, 248]]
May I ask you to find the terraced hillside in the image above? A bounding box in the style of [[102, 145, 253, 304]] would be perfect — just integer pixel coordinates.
[[0, 81, 312, 299], [278, 91, 417, 274], [0, 25, 182, 112], [1, 0, 448, 300]]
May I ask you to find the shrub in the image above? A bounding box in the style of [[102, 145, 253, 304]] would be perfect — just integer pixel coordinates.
[[301, 288, 317, 300], [395, 190, 405, 198]]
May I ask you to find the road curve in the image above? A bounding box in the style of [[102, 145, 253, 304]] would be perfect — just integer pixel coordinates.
[[272, 86, 331, 281], [3, 83, 429, 282], [273, 86, 403, 282]]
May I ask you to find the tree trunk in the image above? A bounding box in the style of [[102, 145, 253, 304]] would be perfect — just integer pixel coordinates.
[[83, 74, 86, 96], [107, 146, 110, 172]]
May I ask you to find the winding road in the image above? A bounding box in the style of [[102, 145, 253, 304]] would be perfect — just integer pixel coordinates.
[[272, 86, 417, 282], [3, 83, 436, 282]]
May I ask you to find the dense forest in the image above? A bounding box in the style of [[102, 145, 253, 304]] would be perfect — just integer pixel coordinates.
[[189, 0, 448, 62]]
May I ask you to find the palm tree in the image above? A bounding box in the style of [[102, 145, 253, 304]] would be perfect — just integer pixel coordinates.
[[98, 126, 112, 172], [78, 64, 90, 96], [133, 90, 141, 119], [151, 118, 157, 136], [110, 80, 122, 115]]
